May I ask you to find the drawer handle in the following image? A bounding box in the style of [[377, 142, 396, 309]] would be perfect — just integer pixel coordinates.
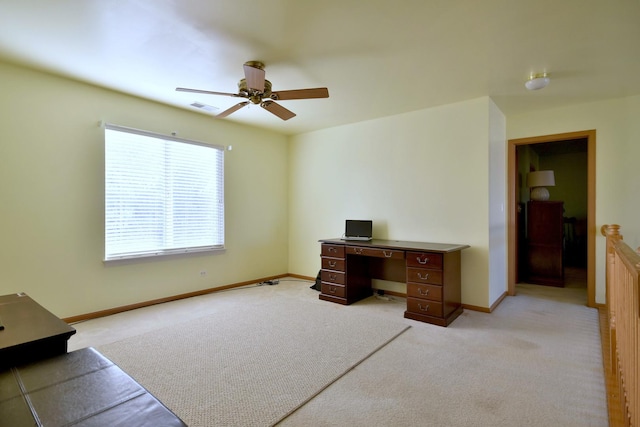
[[417, 272, 430, 280], [329, 247, 337, 253], [354, 248, 363, 254], [329, 286, 336, 294], [329, 274, 337, 281], [383, 250, 393, 258], [329, 261, 337, 267], [418, 287, 429, 296], [417, 256, 430, 265], [418, 303, 430, 312]]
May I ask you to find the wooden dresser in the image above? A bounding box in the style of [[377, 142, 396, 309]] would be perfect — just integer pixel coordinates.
[[526, 201, 564, 286], [319, 239, 469, 327]]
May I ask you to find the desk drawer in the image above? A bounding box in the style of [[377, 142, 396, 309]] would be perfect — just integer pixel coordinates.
[[322, 244, 345, 257], [322, 257, 345, 271], [346, 246, 404, 259], [406, 297, 443, 317], [406, 252, 443, 269], [321, 283, 346, 298], [407, 283, 442, 301], [321, 270, 345, 285], [407, 267, 443, 285]]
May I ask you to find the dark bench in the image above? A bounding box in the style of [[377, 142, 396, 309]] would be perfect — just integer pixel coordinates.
[[0, 347, 187, 426]]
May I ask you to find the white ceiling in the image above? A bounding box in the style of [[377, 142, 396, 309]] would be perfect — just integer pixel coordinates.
[[1, 0, 639, 135]]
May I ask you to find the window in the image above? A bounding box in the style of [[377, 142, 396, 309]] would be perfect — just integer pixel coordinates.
[[104, 124, 224, 261]]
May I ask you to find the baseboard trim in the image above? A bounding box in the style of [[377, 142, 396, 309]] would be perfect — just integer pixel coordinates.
[[461, 291, 508, 313], [63, 273, 498, 323], [490, 291, 508, 312], [288, 273, 315, 282], [462, 303, 491, 313], [63, 273, 290, 324], [462, 291, 508, 313]]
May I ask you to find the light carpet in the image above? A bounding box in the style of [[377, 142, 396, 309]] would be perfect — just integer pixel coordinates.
[[97, 293, 410, 427], [280, 283, 608, 427]]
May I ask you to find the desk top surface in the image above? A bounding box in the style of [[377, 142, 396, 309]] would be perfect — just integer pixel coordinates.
[[319, 238, 469, 253], [0, 293, 76, 350]]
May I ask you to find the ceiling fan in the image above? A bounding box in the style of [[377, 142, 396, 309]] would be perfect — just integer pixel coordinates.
[[176, 61, 329, 121]]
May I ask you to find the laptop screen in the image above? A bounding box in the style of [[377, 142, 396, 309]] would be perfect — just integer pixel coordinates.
[[345, 220, 372, 238]]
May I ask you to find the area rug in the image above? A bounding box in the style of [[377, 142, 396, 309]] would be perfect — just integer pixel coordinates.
[[98, 295, 410, 427]]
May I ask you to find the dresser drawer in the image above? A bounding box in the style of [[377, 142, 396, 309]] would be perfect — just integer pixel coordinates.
[[406, 251, 443, 269], [407, 267, 443, 285], [321, 244, 345, 257], [406, 297, 443, 317], [407, 283, 442, 301], [321, 283, 346, 298], [321, 257, 345, 271], [346, 246, 404, 259], [321, 270, 345, 285]]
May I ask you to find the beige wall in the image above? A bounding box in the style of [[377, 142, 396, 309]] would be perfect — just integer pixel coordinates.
[[518, 146, 588, 218], [0, 61, 290, 318], [540, 151, 588, 219], [288, 97, 501, 309], [3, 57, 637, 316], [619, 95, 640, 243], [507, 95, 640, 303]]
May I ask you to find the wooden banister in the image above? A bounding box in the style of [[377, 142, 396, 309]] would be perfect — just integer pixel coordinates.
[[601, 224, 640, 426]]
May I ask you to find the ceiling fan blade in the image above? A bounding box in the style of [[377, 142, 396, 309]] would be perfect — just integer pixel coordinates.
[[271, 87, 329, 100], [244, 64, 266, 91], [217, 101, 249, 118], [260, 101, 296, 121], [176, 87, 243, 98]]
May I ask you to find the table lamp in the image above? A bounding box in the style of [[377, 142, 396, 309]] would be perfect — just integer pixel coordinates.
[[527, 170, 555, 201]]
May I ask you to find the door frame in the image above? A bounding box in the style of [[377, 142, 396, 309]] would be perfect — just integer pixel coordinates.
[[507, 130, 596, 307]]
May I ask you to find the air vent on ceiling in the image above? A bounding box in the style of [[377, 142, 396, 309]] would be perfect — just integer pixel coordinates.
[[190, 102, 219, 113]]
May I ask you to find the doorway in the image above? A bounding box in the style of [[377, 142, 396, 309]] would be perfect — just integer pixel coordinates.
[[507, 130, 596, 307]]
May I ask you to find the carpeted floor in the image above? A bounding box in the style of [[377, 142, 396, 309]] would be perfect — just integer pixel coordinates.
[[92, 287, 410, 427], [69, 277, 608, 427]]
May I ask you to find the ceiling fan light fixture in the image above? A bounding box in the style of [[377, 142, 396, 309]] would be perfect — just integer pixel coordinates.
[[525, 72, 550, 91], [176, 60, 329, 121]]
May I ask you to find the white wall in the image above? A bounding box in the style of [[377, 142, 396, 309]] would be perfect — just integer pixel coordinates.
[[488, 100, 507, 306], [289, 97, 497, 308], [0, 61, 290, 318], [507, 95, 640, 303]]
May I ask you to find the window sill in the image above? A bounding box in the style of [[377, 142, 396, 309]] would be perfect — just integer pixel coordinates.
[[103, 247, 226, 264]]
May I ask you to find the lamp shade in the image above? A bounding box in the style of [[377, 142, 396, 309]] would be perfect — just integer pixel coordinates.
[[527, 170, 555, 201], [527, 170, 555, 188]]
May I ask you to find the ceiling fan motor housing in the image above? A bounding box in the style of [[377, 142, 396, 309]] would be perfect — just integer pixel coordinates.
[[239, 78, 272, 103]]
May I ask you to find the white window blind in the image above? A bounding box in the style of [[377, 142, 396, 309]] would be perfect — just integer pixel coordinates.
[[104, 124, 224, 261]]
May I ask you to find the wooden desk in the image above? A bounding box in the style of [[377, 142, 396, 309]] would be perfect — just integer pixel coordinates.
[[319, 239, 469, 327], [0, 293, 76, 369]]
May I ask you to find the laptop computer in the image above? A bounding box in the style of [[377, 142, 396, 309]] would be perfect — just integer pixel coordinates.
[[342, 220, 373, 241]]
